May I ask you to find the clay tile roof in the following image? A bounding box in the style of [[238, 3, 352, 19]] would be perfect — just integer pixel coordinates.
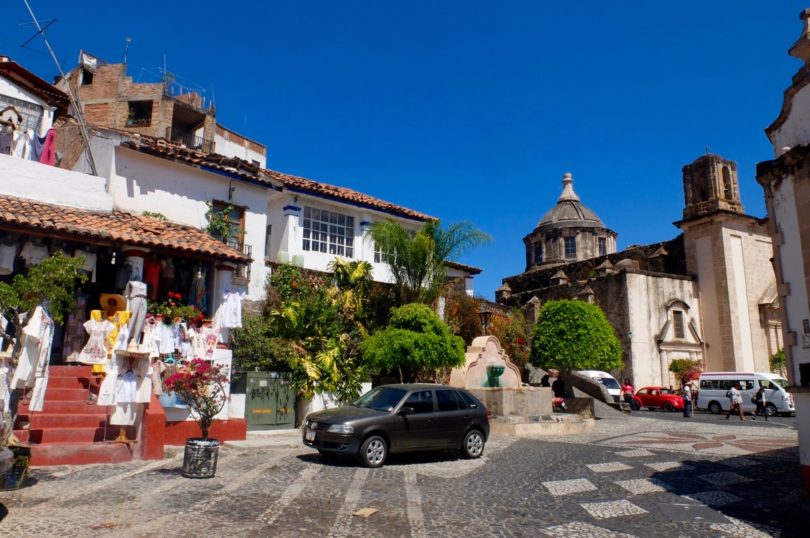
[[262, 168, 434, 222], [0, 194, 250, 263], [0, 56, 69, 112], [445, 260, 482, 275], [114, 126, 432, 222]]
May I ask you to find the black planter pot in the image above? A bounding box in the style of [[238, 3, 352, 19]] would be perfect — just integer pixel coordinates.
[[181, 438, 220, 479]]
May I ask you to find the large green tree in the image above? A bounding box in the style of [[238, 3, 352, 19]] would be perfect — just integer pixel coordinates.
[[530, 300, 622, 374], [362, 303, 465, 383], [370, 220, 490, 305]]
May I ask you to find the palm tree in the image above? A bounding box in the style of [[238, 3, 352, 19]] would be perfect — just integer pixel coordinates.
[[370, 220, 490, 305]]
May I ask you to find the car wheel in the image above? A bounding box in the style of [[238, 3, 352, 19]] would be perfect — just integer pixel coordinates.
[[462, 429, 485, 459], [708, 401, 722, 415], [359, 435, 387, 468], [765, 403, 778, 418], [663, 402, 674, 412]]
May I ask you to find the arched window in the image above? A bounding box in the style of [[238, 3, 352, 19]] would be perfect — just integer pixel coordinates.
[[722, 167, 733, 200], [534, 241, 543, 263]]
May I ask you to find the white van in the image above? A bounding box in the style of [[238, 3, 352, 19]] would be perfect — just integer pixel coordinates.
[[577, 370, 622, 403], [697, 372, 795, 416]]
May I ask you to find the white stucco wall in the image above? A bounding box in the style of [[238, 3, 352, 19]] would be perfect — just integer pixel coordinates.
[[99, 143, 270, 300], [770, 83, 810, 156], [214, 133, 266, 168], [772, 176, 810, 379], [625, 272, 702, 388], [0, 75, 55, 136], [0, 153, 112, 211]]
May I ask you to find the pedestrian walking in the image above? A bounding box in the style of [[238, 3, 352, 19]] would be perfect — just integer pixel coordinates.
[[725, 383, 745, 421], [621, 378, 634, 407], [682, 383, 693, 417], [752, 385, 769, 421]]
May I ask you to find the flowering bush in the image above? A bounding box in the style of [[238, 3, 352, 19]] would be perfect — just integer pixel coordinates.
[[164, 359, 228, 439], [148, 292, 203, 324], [668, 358, 703, 384]]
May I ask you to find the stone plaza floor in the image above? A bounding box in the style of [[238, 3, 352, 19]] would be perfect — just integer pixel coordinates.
[[0, 412, 806, 537]]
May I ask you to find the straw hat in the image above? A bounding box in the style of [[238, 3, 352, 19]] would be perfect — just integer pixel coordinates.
[[99, 293, 127, 314]]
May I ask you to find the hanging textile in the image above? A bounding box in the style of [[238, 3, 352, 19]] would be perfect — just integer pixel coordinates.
[[0, 354, 11, 414], [75, 318, 114, 365], [19, 241, 49, 267], [143, 259, 161, 300], [73, 249, 98, 283], [141, 315, 160, 358], [9, 306, 54, 412], [216, 291, 243, 329], [11, 130, 32, 159], [0, 239, 15, 276], [124, 281, 148, 346], [38, 128, 57, 165]]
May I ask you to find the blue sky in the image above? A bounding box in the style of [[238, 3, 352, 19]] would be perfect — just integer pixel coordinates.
[[3, 1, 807, 298]]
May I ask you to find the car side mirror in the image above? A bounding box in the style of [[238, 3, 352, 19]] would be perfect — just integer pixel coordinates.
[[399, 406, 414, 416]]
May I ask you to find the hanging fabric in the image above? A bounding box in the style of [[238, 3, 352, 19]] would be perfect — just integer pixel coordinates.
[[19, 241, 49, 267], [38, 128, 57, 165], [75, 318, 114, 365], [9, 306, 55, 412]]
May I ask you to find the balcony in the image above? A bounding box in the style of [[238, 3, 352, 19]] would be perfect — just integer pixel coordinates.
[[226, 239, 252, 284], [165, 126, 214, 153]]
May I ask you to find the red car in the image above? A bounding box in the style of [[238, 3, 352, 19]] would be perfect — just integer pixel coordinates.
[[632, 386, 684, 412]]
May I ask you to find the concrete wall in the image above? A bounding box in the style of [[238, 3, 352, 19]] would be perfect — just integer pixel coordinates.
[[215, 125, 266, 168], [0, 153, 112, 211], [769, 83, 810, 157]]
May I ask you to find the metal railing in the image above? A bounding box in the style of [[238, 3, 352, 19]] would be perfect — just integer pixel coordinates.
[[225, 239, 252, 282], [165, 126, 214, 153]]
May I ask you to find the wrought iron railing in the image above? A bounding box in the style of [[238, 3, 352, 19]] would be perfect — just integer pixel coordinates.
[[225, 240, 252, 282], [165, 126, 214, 153]]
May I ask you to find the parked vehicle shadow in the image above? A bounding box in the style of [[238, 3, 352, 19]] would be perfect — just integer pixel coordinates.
[[297, 449, 466, 468], [648, 447, 809, 536]]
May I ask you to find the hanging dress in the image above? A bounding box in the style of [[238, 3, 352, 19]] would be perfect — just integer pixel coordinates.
[[75, 318, 114, 365]]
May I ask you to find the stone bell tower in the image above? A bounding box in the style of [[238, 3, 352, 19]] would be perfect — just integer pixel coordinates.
[[676, 153, 776, 375], [682, 154, 744, 220]]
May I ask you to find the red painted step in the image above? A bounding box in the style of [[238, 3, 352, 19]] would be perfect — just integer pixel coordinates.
[[49, 365, 94, 376], [43, 387, 91, 400], [20, 413, 109, 429], [28, 442, 134, 466], [21, 427, 107, 444], [46, 376, 90, 389], [19, 400, 112, 414]]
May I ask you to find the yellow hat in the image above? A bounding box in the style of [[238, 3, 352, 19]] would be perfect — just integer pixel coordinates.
[[99, 293, 127, 314]]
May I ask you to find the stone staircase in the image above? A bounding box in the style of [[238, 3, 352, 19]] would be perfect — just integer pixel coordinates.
[[13, 365, 134, 466]]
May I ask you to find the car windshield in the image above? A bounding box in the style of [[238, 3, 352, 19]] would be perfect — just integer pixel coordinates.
[[597, 378, 621, 390], [770, 377, 788, 390], [353, 387, 407, 412]]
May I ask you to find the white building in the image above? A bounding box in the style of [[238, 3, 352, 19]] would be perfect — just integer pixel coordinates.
[[757, 8, 810, 496]]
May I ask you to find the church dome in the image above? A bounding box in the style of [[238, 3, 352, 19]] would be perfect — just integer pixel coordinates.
[[537, 173, 606, 230]]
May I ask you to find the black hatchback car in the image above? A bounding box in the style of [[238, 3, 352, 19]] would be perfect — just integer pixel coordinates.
[[302, 384, 490, 468]]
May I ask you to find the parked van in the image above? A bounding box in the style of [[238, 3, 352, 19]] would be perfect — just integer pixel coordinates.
[[697, 372, 794, 416], [577, 370, 622, 403]]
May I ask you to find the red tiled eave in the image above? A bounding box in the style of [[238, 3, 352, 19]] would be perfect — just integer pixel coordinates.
[[0, 194, 250, 263], [263, 168, 434, 222]]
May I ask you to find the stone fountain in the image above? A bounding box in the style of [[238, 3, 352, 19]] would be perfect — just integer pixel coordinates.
[[448, 336, 592, 436]]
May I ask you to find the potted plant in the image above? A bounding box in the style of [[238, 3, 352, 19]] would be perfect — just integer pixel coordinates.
[[164, 358, 228, 478]]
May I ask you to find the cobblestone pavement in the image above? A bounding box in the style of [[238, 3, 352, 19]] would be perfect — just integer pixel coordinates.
[[0, 413, 807, 537]]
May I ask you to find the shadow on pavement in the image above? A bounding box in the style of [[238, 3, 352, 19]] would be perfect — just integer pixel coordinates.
[[649, 447, 809, 536], [296, 448, 466, 468]]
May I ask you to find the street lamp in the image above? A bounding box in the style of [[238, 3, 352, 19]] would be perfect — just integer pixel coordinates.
[[478, 307, 492, 335]]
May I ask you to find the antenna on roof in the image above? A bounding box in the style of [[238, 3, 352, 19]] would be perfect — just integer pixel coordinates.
[[123, 36, 132, 64], [20, 0, 97, 176]]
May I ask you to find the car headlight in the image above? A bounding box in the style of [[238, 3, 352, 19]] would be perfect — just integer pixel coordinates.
[[327, 424, 354, 434]]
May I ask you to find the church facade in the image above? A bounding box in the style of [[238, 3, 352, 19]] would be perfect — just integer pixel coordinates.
[[497, 161, 780, 388]]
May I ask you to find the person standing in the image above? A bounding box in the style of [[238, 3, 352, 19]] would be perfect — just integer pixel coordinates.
[[621, 378, 634, 407], [682, 383, 693, 417], [725, 383, 745, 421], [752, 385, 769, 421]]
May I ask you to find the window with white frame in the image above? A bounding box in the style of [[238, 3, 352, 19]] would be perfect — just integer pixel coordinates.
[[374, 242, 392, 264], [302, 206, 354, 257]]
